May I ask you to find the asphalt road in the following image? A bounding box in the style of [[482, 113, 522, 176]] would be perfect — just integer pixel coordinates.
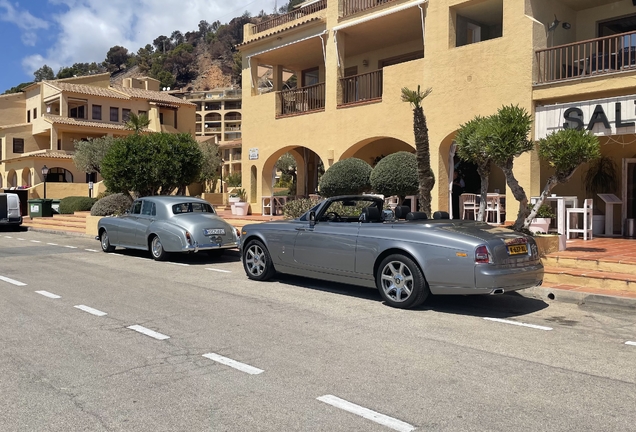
[[1, 229, 635, 432]]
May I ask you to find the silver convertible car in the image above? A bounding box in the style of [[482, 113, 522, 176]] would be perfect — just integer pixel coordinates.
[[97, 196, 239, 260], [240, 195, 544, 309]]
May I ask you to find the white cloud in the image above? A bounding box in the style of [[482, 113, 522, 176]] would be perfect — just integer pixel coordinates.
[[0, 0, 49, 46], [22, 0, 275, 75]]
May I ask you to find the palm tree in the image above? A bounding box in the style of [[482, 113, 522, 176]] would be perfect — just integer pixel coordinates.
[[401, 85, 434, 216], [124, 112, 150, 134]]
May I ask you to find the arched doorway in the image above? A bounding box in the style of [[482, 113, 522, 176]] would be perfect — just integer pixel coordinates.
[[8, 170, 17, 188], [21, 168, 31, 187], [340, 137, 414, 166], [261, 146, 324, 198]]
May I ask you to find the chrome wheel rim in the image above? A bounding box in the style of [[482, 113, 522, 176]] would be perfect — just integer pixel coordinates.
[[101, 232, 109, 250], [380, 261, 414, 303], [151, 237, 163, 258], [245, 244, 266, 276]]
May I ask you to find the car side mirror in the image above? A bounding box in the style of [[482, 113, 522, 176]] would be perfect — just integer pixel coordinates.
[[309, 211, 316, 228]]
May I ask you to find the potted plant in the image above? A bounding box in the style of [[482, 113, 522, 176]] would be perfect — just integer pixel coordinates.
[[584, 156, 618, 235], [529, 204, 555, 234], [233, 188, 250, 216]]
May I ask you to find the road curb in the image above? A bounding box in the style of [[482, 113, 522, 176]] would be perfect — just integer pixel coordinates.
[[25, 226, 94, 239], [520, 286, 636, 309]]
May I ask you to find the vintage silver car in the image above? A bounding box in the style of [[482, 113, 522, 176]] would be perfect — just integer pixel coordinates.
[[97, 196, 239, 260], [240, 195, 544, 309]]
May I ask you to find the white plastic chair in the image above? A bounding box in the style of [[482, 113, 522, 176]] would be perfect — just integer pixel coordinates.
[[485, 194, 505, 224], [461, 193, 478, 220], [566, 198, 593, 240]]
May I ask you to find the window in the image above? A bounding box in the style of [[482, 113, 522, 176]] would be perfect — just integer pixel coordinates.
[[141, 200, 156, 216], [138, 110, 147, 117], [172, 202, 215, 214], [159, 113, 164, 124], [33, 108, 37, 119], [453, 0, 503, 48], [27, 111, 30, 123], [92, 105, 102, 120], [110, 107, 119, 122], [13, 138, 24, 153], [70, 105, 85, 119], [122, 108, 131, 122], [46, 167, 73, 183], [301, 67, 320, 87], [131, 201, 142, 215]]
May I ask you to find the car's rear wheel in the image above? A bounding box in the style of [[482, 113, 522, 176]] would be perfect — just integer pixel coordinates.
[[150, 235, 167, 261], [100, 230, 115, 253], [376, 254, 429, 309], [243, 239, 275, 281]]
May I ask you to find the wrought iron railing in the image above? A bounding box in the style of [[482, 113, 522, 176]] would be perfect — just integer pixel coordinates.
[[253, 0, 327, 34], [340, 70, 383, 105], [341, 0, 398, 17], [277, 83, 326, 116], [536, 30, 636, 84]]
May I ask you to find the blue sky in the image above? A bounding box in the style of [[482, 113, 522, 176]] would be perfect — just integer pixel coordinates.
[[0, 0, 277, 93]]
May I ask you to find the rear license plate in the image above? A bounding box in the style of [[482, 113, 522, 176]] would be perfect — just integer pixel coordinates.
[[507, 244, 528, 255], [204, 228, 225, 236]]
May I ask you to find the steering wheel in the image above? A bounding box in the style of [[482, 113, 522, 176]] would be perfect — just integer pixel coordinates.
[[325, 211, 341, 222]]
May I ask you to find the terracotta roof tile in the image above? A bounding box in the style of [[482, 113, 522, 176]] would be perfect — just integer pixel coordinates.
[[0, 123, 30, 130], [44, 115, 130, 130], [51, 82, 130, 100], [238, 17, 323, 47], [111, 86, 195, 105]]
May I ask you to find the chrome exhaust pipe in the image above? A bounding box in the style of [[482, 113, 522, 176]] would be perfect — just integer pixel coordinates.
[[491, 288, 505, 295]]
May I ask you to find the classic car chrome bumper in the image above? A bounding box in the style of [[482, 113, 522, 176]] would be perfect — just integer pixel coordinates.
[[181, 240, 239, 253]]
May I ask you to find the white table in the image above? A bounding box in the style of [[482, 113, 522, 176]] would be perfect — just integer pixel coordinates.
[[531, 195, 578, 237]]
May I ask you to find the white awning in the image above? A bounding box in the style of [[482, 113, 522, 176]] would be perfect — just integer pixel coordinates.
[[332, 0, 428, 31]]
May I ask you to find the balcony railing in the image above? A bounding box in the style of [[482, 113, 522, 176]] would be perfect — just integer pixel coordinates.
[[340, 70, 383, 105], [278, 83, 326, 116], [254, 0, 327, 34], [341, 0, 398, 17], [536, 30, 636, 84]]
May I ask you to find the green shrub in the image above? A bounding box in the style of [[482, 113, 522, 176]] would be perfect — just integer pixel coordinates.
[[90, 193, 133, 216], [225, 172, 242, 187], [318, 157, 372, 197], [370, 151, 418, 200], [283, 197, 323, 219], [535, 204, 555, 219], [59, 196, 98, 214], [274, 189, 290, 196]]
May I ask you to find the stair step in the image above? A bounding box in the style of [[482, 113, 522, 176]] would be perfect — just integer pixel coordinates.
[[544, 266, 636, 293], [25, 223, 86, 233], [542, 255, 636, 275], [25, 219, 86, 229]]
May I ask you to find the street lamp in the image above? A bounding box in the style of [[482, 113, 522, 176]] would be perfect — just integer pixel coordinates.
[[219, 159, 225, 193], [41, 165, 49, 199]]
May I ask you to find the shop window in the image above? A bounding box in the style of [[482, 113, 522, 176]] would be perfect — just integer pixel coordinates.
[[453, 0, 503, 48], [13, 138, 24, 153]]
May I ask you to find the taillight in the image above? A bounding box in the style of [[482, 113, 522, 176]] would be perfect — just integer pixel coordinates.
[[185, 231, 193, 244], [475, 245, 491, 264]]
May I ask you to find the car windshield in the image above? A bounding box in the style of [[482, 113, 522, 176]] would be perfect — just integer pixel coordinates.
[[172, 202, 215, 214]]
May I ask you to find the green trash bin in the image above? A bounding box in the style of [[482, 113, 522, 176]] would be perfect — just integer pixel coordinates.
[[28, 199, 53, 218]]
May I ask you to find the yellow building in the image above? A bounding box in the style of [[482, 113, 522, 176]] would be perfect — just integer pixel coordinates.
[[238, 0, 636, 231], [0, 73, 196, 193]]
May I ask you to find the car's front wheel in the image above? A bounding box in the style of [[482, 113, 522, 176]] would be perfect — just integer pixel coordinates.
[[376, 254, 429, 309], [243, 239, 275, 281], [100, 230, 115, 253], [149, 235, 167, 261]]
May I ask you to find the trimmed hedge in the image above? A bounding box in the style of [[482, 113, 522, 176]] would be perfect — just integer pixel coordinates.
[[90, 193, 133, 216], [318, 157, 372, 197], [370, 151, 418, 199], [283, 197, 322, 219], [59, 196, 98, 214]]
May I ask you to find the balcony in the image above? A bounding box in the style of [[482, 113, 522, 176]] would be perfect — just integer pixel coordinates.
[[536, 31, 636, 84], [339, 70, 383, 105], [252, 0, 327, 35], [341, 0, 399, 18], [277, 83, 326, 117]]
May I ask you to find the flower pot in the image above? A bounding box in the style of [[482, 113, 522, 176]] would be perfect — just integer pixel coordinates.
[[231, 204, 237, 215], [529, 217, 551, 234], [228, 196, 241, 204], [592, 215, 605, 236], [234, 202, 250, 216], [534, 234, 560, 257]]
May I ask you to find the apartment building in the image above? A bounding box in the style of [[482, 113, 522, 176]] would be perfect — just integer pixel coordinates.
[[172, 88, 243, 181], [238, 0, 636, 227], [0, 74, 195, 191]]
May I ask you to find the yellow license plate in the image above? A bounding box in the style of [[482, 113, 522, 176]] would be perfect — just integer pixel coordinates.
[[507, 244, 528, 255]]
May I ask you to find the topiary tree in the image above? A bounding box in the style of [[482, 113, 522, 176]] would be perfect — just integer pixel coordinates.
[[90, 193, 133, 216], [523, 128, 601, 228], [318, 157, 372, 197], [59, 196, 98, 214], [369, 151, 418, 203]]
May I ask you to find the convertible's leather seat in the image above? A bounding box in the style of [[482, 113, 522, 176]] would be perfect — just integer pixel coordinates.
[[394, 205, 411, 220], [406, 211, 428, 220], [433, 211, 450, 220], [360, 206, 382, 222]]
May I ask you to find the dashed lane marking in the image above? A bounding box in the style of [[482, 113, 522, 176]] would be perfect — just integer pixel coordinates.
[[484, 317, 553, 331], [167, 262, 189, 266], [47, 243, 58, 246], [63, 245, 78, 249], [205, 268, 232, 273], [127, 325, 170, 340], [202, 353, 264, 375], [16, 238, 25, 241], [0, 275, 27, 286], [30, 240, 41, 243], [317, 395, 416, 432], [36, 290, 61, 299], [4, 236, 12, 238], [85, 249, 99, 252], [74, 305, 107, 317], [626, 341, 636, 347]]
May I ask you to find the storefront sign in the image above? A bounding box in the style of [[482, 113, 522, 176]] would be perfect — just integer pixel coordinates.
[[535, 94, 636, 139], [249, 148, 259, 160]]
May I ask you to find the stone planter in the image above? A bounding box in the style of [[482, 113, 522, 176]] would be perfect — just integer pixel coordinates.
[[234, 202, 250, 216], [533, 234, 563, 257], [229, 196, 241, 215], [529, 217, 551, 234]]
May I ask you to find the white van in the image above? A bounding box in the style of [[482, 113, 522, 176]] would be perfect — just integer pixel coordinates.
[[0, 193, 23, 227]]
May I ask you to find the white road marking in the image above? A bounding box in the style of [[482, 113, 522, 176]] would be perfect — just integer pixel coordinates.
[[202, 353, 263, 375], [0, 275, 27, 286], [16, 238, 25, 241], [108, 253, 123, 256], [4, 236, 12, 238], [30, 240, 41, 243], [205, 268, 231, 273], [74, 305, 107, 317], [36, 290, 61, 299], [317, 395, 416, 432], [63, 245, 78, 249], [127, 325, 170, 340], [85, 249, 98, 252], [484, 317, 553, 331], [47, 243, 58, 246], [167, 262, 189, 266], [132, 256, 150, 261], [626, 341, 636, 347]]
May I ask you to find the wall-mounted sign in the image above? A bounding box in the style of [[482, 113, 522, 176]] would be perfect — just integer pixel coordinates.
[[535, 94, 636, 139], [249, 148, 259, 160]]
